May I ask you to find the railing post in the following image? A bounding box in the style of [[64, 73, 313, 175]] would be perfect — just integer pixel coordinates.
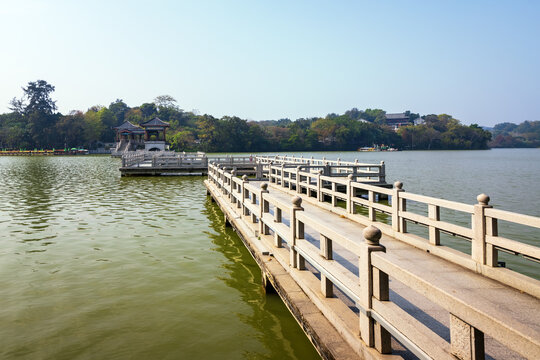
[[472, 194, 492, 265], [290, 196, 303, 268], [379, 161, 386, 183], [251, 191, 257, 223], [230, 170, 237, 204], [228, 169, 235, 201], [256, 161, 263, 180], [222, 167, 228, 195], [358, 226, 389, 350], [317, 169, 323, 202], [368, 190, 376, 221], [486, 217, 498, 267], [269, 162, 275, 183], [242, 175, 250, 216], [428, 204, 441, 245], [280, 164, 285, 187], [346, 174, 353, 213], [450, 314, 485, 360], [392, 182, 404, 232], [324, 162, 330, 177], [274, 207, 282, 247], [320, 234, 333, 297], [260, 183, 270, 235], [296, 166, 301, 194]]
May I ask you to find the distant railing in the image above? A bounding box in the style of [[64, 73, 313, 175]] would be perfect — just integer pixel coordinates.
[[121, 150, 207, 168], [206, 163, 540, 359], [209, 162, 540, 295], [257, 155, 386, 182], [267, 164, 540, 293], [207, 155, 257, 166]]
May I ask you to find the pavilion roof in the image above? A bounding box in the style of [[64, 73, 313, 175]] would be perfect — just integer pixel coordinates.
[[140, 117, 170, 128], [113, 121, 143, 132], [385, 113, 409, 120]]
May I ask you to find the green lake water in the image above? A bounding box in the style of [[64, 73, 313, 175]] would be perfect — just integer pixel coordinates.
[[0, 156, 319, 359], [1, 148, 539, 359]]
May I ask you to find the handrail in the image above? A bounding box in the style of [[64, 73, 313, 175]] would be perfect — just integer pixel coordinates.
[[205, 163, 540, 359], [209, 161, 540, 297]]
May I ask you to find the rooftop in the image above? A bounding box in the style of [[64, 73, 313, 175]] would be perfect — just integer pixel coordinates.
[[140, 117, 170, 128]]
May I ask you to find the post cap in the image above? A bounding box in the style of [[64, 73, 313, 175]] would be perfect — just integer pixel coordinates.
[[292, 196, 303, 208], [242, 175, 248, 181], [231, 169, 237, 176], [394, 181, 403, 189], [318, 169, 323, 174], [261, 183, 268, 191], [363, 225, 382, 245], [347, 174, 354, 180], [223, 167, 228, 172], [296, 165, 301, 170], [477, 193, 490, 205]]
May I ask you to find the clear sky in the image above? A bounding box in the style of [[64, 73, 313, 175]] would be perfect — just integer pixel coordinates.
[[1, 0, 539, 126]]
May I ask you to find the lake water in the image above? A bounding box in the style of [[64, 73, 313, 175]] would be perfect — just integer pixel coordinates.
[[1, 148, 539, 359]]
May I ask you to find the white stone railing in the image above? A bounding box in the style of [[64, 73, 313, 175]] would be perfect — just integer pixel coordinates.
[[209, 162, 540, 294], [206, 163, 540, 359], [121, 150, 206, 168]]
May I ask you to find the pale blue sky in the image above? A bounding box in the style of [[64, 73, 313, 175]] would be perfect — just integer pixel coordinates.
[[1, 0, 539, 126]]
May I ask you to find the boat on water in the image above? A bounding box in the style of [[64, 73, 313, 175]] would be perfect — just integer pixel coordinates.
[[357, 145, 399, 152]]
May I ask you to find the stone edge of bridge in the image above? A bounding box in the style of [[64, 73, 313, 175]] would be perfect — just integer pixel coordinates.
[[204, 180, 394, 360]]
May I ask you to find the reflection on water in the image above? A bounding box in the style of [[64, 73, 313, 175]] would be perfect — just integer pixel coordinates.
[[0, 156, 319, 359], [204, 201, 319, 359]]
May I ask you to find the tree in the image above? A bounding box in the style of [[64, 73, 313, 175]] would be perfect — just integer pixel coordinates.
[[56, 111, 85, 148], [108, 99, 129, 125], [9, 80, 57, 116], [9, 80, 58, 148], [170, 130, 196, 151], [140, 103, 157, 119], [83, 109, 106, 148], [154, 95, 179, 111], [362, 109, 386, 124]]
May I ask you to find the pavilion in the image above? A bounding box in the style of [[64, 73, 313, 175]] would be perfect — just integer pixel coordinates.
[[112, 117, 170, 153], [140, 117, 170, 151]]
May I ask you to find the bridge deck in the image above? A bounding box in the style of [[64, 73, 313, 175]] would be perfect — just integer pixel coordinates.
[[205, 174, 539, 360]]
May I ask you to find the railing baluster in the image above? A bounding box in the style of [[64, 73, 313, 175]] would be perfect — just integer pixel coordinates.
[[428, 204, 440, 245]]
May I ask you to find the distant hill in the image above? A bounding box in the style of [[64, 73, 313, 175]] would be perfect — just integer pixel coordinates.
[[489, 121, 540, 148]]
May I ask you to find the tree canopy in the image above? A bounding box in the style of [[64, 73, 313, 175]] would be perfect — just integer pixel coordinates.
[[0, 80, 503, 151]]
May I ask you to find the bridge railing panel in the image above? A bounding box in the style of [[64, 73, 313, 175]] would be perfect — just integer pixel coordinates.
[[211, 161, 540, 295], [206, 163, 540, 359]]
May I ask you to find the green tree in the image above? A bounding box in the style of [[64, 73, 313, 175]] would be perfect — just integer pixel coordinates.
[[108, 99, 129, 125], [140, 103, 158, 119], [56, 111, 86, 148], [9, 80, 58, 148], [83, 109, 106, 148]]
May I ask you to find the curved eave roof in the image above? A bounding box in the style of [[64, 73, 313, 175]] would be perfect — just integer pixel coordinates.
[[140, 117, 170, 128], [113, 121, 142, 131]]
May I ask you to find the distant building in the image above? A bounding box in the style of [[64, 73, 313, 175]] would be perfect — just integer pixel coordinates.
[[385, 113, 411, 131], [113, 117, 170, 154], [113, 121, 145, 152], [140, 117, 170, 151]]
